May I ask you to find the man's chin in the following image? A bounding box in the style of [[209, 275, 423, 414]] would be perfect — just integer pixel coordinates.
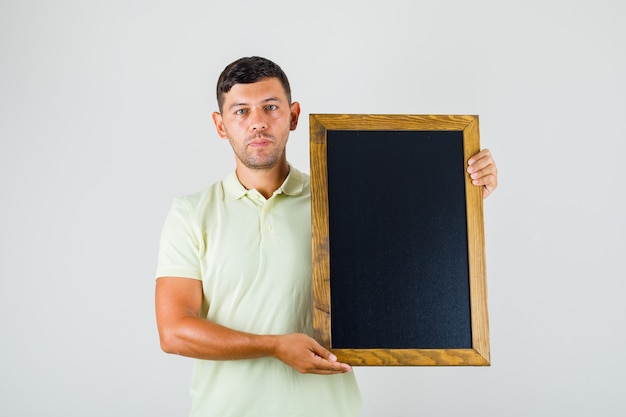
[[241, 153, 285, 170], [243, 158, 280, 170]]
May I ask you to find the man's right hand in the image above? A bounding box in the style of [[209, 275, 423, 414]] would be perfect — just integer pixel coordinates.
[[271, 333, 352, 375]]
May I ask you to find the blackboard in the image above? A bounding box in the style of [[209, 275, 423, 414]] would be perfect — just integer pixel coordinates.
[[309, 114, 490, 366]]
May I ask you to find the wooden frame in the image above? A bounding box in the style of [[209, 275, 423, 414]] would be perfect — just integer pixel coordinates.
[[310, 114, 490, 366]]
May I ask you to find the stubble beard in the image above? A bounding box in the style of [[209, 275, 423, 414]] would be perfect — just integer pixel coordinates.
[[236, 134, 285, 170]]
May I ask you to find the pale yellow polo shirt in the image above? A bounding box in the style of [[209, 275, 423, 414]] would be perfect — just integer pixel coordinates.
[[156, 165, 361, 417]]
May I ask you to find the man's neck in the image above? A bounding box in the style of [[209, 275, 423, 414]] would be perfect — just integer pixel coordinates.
[[235, 160, 290, 199]]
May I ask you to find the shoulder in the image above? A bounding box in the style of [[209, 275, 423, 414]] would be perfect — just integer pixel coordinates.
[[175, 170, 240, 207], [176, 182, 222, 205], [165, 176, 234, 225]]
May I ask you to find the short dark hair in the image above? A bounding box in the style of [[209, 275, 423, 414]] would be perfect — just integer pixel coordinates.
[[216, 56, 292, 112]]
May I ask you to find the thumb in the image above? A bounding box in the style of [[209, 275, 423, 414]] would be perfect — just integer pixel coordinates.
[[309, 342, 337, 362]]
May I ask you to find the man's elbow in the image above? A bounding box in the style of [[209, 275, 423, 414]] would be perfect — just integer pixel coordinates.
[[158, 327, 181, 355]]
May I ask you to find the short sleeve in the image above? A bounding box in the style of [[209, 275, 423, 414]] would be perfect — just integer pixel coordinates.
[[155, 198, 203, 280]]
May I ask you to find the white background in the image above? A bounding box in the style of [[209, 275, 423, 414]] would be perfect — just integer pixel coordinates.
[[1, 1, 625, 416]]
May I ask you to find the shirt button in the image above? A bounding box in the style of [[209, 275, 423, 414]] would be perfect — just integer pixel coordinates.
[[265, 225, 272, 231]]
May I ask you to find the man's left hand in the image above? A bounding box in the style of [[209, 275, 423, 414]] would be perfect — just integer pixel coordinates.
[[467, 149, 498, 199]]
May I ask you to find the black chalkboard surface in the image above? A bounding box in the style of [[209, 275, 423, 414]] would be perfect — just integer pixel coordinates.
[[327, 130, 471, 350], [310, 115, 490, 366]]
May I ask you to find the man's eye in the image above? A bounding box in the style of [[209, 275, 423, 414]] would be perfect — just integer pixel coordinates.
[[235, 109, 247, 115], [266, 104, 277, 111]]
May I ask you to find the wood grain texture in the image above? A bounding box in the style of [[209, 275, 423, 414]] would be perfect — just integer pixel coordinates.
[[309, 114, 490, 366], [334, 348, 490, 366], [309, 115, 331, 348], [310, 114, 477, 131], [463, 117, 491, 363]]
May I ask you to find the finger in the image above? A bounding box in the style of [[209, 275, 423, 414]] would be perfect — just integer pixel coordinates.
[[471, 173, 497, 187], [308, 340, 337, 362], [469, 163, 497, 182], [313, 356, 352, 373], [300, 339, 351, 372], [467, 148, 492, 166], [471, 173, 497, 199], [308, 368, 345, 375], [314, 351, 352, 372], [468, 158, 495, 176]]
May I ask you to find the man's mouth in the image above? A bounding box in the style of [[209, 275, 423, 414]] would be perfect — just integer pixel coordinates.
[[248, 135, 273, 147]]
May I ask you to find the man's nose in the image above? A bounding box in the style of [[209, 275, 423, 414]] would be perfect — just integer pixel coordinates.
[[250, 109, 267, 131]]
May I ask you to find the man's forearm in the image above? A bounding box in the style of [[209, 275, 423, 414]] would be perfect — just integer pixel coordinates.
[[158, 315, 278, 360]]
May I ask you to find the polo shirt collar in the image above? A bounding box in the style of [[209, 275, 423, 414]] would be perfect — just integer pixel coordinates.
[[223, 164, 305, 200]]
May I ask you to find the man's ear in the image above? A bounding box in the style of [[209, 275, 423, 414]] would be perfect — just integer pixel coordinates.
[[289, 102, 301, 131], [212, 112, 228, 139]]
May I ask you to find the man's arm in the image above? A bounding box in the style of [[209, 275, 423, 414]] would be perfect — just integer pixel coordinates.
[[467, 148, 498, 199], [155, 277, 352, 374]]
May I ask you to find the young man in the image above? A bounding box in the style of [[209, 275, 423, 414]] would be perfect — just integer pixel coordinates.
[[155, 56, 497, 416]]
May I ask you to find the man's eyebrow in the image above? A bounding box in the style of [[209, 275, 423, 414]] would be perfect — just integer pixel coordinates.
[[228, 97, 282, 111]]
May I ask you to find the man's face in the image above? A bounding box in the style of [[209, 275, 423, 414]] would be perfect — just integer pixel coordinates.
[[212, 78, 300, 171]]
